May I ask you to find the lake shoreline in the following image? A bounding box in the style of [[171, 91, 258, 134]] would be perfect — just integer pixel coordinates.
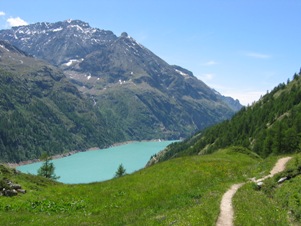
[[14, 140, 176, 184], [6, 139, 165, 168]]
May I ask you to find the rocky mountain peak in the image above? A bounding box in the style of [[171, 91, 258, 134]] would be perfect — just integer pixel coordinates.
[[120, 32, 129, 38], [0, 20, 117, 65], [64, 19, 90, 27]]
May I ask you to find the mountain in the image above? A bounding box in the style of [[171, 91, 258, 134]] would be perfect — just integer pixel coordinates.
[[0, 41, 125, 162], [148, 70, 301, 164], [0, 20, 242, 140]]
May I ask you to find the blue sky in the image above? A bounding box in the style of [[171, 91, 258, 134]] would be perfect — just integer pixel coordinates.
[[0, 0, 300, 105]]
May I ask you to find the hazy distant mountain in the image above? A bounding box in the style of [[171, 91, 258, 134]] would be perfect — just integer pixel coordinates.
[[0, 20, 242, 140]]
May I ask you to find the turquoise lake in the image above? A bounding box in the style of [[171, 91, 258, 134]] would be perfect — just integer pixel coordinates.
[[17, 141, 176, 184]]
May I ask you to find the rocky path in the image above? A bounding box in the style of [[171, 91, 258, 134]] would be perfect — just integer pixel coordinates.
[[216, 156, 292, 226]]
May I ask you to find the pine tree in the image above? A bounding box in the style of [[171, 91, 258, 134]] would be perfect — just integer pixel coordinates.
[[114, 164, 126, 178], [37, 153, 59, 180]]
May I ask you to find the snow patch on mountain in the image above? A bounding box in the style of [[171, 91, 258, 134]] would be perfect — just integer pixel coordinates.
[[175, 69, 189, 77], [63, 58, 84, 67], [52, 27, 63, 32]]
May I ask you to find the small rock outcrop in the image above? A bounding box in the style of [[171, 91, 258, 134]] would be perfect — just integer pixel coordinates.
[[0, 179, 26, 197], [277, 176, 288, 184]]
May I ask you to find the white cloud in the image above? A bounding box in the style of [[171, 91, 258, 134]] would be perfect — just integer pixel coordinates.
[[7, 17, 28, 27], [203, 60, 218, 66], [0, 11, 5, 17], [245, 52, 271, 59]]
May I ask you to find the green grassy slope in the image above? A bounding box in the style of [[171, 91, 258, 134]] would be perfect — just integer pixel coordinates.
[[0, 148, 267, 226], [139, 69, 301, 225], [234, 154, 301, 226]]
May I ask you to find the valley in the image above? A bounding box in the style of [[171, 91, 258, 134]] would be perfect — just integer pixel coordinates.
[[0, 10, 300, 225]]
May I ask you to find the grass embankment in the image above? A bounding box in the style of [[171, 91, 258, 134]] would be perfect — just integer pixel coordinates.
[[0, 147, 271, 225], [234, 154, 301, 226]]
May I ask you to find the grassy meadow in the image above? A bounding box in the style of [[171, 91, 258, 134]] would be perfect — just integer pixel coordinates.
[[0, 148, 294, 225]]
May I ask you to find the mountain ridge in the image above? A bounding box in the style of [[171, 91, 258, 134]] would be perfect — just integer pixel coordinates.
[[0, 19, 242, 141]]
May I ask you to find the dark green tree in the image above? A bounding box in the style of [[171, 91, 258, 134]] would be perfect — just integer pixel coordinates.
[[37, 153, 59, 180], [114, 163, 126, 178]]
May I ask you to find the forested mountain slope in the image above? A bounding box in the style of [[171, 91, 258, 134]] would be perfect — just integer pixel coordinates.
[[150, 70, 301, 163], [0, 41, 123, 162]]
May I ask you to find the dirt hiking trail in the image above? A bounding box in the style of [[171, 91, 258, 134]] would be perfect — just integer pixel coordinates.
[[216, 156, 292, 226]]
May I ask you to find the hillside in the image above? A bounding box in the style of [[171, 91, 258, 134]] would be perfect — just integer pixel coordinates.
[[0, 20, 241, 140], [1, 147, 300, 225], [149, 70, 301, 163], [0, 147, 269, 225], [0, 41, 124, 162]]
